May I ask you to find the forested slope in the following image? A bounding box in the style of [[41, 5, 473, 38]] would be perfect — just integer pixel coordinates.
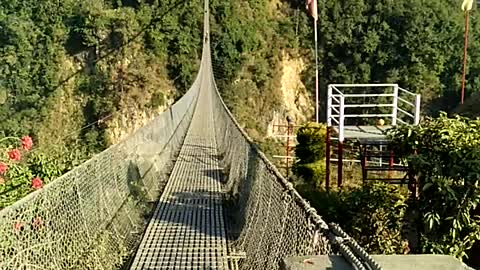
[[0, 0, 204, 166], [209, 0, 480, 138], [3, 0, 479, 159]]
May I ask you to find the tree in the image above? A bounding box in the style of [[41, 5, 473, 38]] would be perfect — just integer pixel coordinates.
[[387, 113, 480, 260], [293, 122, 327, 187]]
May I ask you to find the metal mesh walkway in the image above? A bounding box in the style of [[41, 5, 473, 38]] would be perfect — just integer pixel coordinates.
[[130, 70, 229, 269]]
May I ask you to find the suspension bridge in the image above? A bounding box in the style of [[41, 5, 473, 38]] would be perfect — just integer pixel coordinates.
[[0, 1, 473, 270]]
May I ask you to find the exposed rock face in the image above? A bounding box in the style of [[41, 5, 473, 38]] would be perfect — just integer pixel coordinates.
[[267, 51, 314, 138]]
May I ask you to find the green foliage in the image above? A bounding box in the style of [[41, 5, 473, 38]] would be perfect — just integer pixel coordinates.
[[148, 92, 165, 108], [315, 0, 480, 117], [0, 152, 63, 209], [294, 161, 326, 188], [388, 113, 480, 180], [293, 122, 327, 185], [209, 0, 297, 137], [387, 113, 480, 260], [456, 92, 480, 118], [27, 153, 64, 182], [343, 182, 408, 254], [297, 181, 408, 254], [0, 0, 204, 158], [295, 122, 327, 163]]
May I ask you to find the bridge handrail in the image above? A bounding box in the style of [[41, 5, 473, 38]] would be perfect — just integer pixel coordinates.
[[210, 67, 381, 270], [210, 74, 329, 231], [327, 84, 421, 142]]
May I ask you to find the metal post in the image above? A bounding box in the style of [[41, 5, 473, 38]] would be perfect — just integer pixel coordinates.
[[314, 16, 319, 122], [338, 95, 345, 188], [327, 85, 332, 126], [338, 141, 343, 188], [392, 85, 398, 126], [414, 95, 421, 125], [339, 96, 345, 143], [285, 120, 291, 178], [379, 144, 383, 167], [326, 126, 331, 191], [361, 144, 367, 184]]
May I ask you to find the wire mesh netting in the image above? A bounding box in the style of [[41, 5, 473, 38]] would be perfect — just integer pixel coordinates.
[[0, 71, 201, 269], [210, 70, 333, 269]]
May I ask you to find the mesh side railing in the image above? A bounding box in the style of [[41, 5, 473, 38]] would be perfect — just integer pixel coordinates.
[[209, 71, 332, 269], [209, 65, 381, 269], [0, 66, 203, 270]]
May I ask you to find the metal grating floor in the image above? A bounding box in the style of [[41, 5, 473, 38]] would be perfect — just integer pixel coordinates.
[[333, 125, 391, 142], [130, 79, 229, 269]]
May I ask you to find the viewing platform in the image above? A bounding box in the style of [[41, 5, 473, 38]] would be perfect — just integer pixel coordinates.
[[326, 84, 421, 187]]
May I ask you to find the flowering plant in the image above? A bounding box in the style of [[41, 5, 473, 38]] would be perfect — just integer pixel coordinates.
[[0, 136, 62, 210]]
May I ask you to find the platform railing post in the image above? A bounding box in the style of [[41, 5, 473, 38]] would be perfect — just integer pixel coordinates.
[[339, 95, 345, 143], [338, 95, 345, 188], [414, 94, 421, 125], [392, 85, 398, 126], [327, 85, 332, 126], [338, 141, 343, 188], [326, 85, 333, 191], [360, 144, 367, 185], [326, 126, 331, 191]]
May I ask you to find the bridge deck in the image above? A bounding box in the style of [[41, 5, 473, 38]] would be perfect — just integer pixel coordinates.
[[130, 81, 229, 269]]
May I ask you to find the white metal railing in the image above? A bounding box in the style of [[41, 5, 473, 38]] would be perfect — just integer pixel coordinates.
[[327, 84, 421, 142]]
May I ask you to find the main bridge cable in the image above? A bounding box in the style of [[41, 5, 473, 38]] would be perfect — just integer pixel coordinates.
[[329, 223, 382, 270]]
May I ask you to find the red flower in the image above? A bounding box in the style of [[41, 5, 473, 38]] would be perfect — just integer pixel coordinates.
[[0, 177, 4, 185], [8, 149, 21, 161], [0, 162, 7, 174], [21, 136, 33, 151], [31, 177, 43, 190]]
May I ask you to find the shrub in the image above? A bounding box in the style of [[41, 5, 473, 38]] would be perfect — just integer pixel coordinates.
[[293, 122, 327, 185], [294, 161, 326, 187], [343, 182, 408, 254], [0, 136, 63, 209], [387, 113, 480, 260], [298, 181, 408, 254], [295, 122, 327, 164]]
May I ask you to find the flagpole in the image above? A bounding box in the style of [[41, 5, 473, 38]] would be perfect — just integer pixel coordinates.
[[307, 0, 319, 122], [314, 15, 319, 122], [461, 10, 469, 105]]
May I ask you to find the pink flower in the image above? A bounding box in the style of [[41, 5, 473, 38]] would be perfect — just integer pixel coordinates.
[[0, 162, 7, 174], [8, 149, 21, 161], [31, 177, 43, 190], [21, 136, 33, 151]]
